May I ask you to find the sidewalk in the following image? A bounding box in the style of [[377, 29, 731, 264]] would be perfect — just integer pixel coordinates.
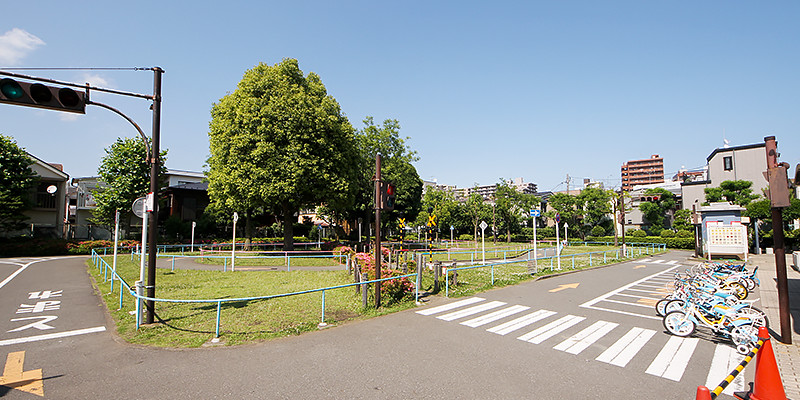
[[750, 253, 800, 398]]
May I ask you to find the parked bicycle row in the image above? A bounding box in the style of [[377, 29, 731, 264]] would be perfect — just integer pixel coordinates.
[[655, 262, 766, 354]]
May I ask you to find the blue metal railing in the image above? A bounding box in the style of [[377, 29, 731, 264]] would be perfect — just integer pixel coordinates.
[[92, 249, 415, 337]]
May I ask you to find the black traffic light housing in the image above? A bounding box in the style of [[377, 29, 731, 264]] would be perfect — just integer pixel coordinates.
[[0, 78, 86, 114], [381, 182, 396, 210]]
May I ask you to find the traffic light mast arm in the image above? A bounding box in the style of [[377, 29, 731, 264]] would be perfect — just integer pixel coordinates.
[[87, 100, 152, 162], [0, 70, 154, 100]]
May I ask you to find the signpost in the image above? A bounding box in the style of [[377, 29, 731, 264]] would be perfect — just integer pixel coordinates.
[[191, 221, 196, 252], [555, 213, 562, 270], [480, 220, 488, 264], [132, 197, 146, 323], [530, 209, 540, 271], [231, 212, 238, 272]]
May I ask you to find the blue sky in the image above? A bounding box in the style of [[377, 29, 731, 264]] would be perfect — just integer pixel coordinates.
[[1, 1, 798, 193]]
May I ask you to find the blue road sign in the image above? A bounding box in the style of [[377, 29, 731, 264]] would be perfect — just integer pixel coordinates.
[[530, 209, 541, 217]]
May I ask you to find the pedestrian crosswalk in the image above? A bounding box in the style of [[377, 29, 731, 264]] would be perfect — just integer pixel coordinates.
[[416, 296, 745, 393]]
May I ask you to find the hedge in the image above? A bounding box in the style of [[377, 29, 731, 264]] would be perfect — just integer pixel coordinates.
[[585, 236, 694, 249]]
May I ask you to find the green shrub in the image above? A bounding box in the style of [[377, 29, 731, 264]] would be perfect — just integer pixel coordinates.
[[590, 226, 606, 237], [457, 234, 474, 241], [631, 230, 647, 237], [660, 230, 676, 238], [677, 230, 694, 238]]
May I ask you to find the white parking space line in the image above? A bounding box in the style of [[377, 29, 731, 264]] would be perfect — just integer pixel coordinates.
[[646, 336, 699, 381], [487, 310, 557, 336], [416, 297, 485, 316], [437, 301, 506, 321], [0, 326, 106, 346], [580, 265, 679, 319], [517, 315, 585, 344], [596, 327, 656, 367], [705, 344, 745, 395], [461, 305, 530, 328], [553, 320, 618, 355]]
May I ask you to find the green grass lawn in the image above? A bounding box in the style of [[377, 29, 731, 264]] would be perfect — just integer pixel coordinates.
[[90, 257, 416, 348], [88, 243, 665, 348]]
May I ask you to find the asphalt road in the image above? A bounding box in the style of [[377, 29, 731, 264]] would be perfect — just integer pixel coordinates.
[[0, 251, 755, 399]]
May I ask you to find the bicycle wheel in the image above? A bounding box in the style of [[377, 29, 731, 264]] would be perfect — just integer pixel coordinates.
[[737, 306, 769, 329], [723, 282, 748, 300], [655, 298, 671, 317], [665, 299, 685, 314], [730, 325, 759, 354], [663, 311, 695, 337]]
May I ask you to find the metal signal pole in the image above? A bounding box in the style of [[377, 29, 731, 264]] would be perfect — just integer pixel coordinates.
[[145, 67, 163, 324], [374, 154, 383, 308]]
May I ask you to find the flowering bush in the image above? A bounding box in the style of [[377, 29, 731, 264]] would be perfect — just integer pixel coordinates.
[[352, 251, 414, 304]]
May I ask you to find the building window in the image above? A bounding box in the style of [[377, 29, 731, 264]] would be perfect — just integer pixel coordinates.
[[723, 156, 733, 171], [34, 182, 58, 209]]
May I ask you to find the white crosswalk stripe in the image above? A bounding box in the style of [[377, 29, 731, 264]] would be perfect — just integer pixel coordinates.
[[596, 327, 656, 367], [487, 309, 557, 335], [437, 301, 506, 321], [416, 296, 740, 385], [645, 336, 699, 381], [553, 320, 618, 355], [461, 305, 530, 328], [517, 315, 585, 344], [705, 344, 745, 395], [416, 297, 485, 316]]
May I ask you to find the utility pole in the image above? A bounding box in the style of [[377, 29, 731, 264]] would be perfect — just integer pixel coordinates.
[[145, 67, 163, 325], [764, 135, 792, 343]]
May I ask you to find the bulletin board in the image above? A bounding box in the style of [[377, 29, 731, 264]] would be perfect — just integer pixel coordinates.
[[705, 224, 748, 261]]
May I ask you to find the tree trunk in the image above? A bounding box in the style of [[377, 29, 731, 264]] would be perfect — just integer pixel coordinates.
[[282, 204, 294, 251]]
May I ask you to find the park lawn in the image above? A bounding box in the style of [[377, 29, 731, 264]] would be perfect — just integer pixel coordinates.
[[89, 257, 416, 348], [89, 244, 665, 348]]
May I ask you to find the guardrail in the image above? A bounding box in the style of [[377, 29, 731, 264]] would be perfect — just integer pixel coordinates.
[[91, 249, 416, 337], [441, 243, 666, 297]]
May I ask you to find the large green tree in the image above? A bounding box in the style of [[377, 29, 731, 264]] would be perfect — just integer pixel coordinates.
[[464, 191, 490, 239], [92, 137, 167, 232], [576, 187, 612, 236], [355, 117, 423, 232], [638, 188, 677, 233], [0, 135, 38, 233], [704, 180, 760, 206], [545, 193, 581, 238], [207, 59, 360, 250]]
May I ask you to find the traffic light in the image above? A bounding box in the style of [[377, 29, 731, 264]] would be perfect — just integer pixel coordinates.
[[381, 182, 396, 210], [0, 78, 86, 114]]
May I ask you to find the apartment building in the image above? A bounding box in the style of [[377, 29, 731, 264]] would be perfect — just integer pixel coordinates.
[[621, 155, 665, 191]]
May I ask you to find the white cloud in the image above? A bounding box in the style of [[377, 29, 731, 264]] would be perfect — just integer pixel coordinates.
[[0, 28, 45, 66], [59, 113, 80, 122], [81, 73, 112, 88]]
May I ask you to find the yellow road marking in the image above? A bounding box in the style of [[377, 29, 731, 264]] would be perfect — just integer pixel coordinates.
[[634, 265, 646, 269], [0, 351, 44, 397], [549, 283, 580, 293], [637, 298, 658, 306]]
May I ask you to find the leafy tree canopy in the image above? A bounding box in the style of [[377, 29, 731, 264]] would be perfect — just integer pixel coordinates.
[[638, 188, 676, 232], [0, 135, 38, 233], [92, 137, 167, 231], [355, 117, 422, 226], [576, 187, 612, 230], [704, 180, 760, 206], [206, 59, 360, 250]]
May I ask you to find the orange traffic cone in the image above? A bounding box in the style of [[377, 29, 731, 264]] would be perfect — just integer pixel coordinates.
[[696, 385, 712, 400], [748, 326, 787, 400]]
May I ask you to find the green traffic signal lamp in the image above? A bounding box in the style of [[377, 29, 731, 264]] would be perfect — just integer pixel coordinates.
[[0, 78, 85, 114], [1, 78, 24, 99]]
